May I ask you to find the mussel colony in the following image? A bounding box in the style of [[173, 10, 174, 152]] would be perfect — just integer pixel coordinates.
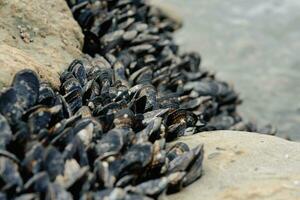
[[0, 0, 275, 199], [66, 0, 274, 133], [0, 66, 204, 200]]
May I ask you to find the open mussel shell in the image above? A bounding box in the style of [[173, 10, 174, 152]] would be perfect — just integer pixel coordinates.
[[164, 109, 198, 141]]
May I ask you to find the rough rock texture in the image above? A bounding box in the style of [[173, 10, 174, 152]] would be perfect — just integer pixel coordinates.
[[166, 131, 300, 200], [0, 0, 83, 88], [0, 44, 60, 88]]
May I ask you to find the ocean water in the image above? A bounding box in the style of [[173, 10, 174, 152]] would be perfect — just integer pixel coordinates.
[[168, 0, 300, 140]]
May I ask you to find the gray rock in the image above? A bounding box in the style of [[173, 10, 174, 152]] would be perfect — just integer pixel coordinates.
[[166, 131, 300, 200]]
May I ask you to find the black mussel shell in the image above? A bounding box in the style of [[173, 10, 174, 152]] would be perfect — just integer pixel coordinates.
[[12, 70, 40, 110]]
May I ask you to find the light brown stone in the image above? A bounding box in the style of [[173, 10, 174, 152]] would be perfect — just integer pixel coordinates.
[[0, 0, 83, 88], [165, 131, 300, 200], [0, 44, 60, 88]]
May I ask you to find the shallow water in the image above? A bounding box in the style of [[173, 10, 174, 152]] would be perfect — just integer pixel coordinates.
[[168, 0, 300, 140]]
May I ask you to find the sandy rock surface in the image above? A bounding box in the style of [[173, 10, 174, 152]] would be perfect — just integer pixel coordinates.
[[166, 131, 300, 200], [0, 44, 60, 88], [0, 0, 83, 88]]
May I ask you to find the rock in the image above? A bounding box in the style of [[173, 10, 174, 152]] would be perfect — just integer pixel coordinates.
[[0, 44, 60, 88], [166, 131, 300, 200], [0, 0, 83, 88]]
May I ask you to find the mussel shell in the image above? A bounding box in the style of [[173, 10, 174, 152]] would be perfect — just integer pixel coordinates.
[[182, 145, 204, 186], [76, 8, 95, 30], [56, 159, 89, 191], [123, 30, 138, 41], [0, 150, 20, 165], [13, 193, 38, 200], [142, 108, 170, 125], [113, 61, 128, 87], [23, 172, 50, 193], [61, 77, 82, 95], [125, 194, 154, 200], [64, 89, 83, 114], [83, 31, 101, 56], [0, 87, 23, 124], [0, 157, 23, 191], [0, 114, 12, 149], [22, 143, 45, 174], [62, 136, 89, 166], [122, 142, 153, 171], [74, 118, 93, 146], [94, 188, 126, 200], [93, 128, 125, 160], [28, 109, 52, 135], [12, 69, 40, 110], [38, 83, 56, 106], [166, 172, 186, 194], [44, 146, 64, 181], [167, 150, 195, 173], [68, 59, 87, 87], [136, 117, 162, 143], [0, 193, 6, 200], [45, 183, 72, 200], [115, 174, 137, 187], [181, 52, 201, 72], [166, 142, 190, 161], [125, 177, 168, 197]]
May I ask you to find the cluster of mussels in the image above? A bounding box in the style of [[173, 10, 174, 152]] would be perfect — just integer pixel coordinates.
[[0, 0, 276, 199], [66, 0, 272, 133], [0, 63, 203, 199]]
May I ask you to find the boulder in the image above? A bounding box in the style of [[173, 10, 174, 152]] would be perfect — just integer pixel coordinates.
[[0, 0, 83, 88], [166, 131, 300, 200]]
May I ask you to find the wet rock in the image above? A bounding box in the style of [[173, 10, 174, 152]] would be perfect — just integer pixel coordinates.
[[167, 131, 300, 200], [0, 0, 83, 88]]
